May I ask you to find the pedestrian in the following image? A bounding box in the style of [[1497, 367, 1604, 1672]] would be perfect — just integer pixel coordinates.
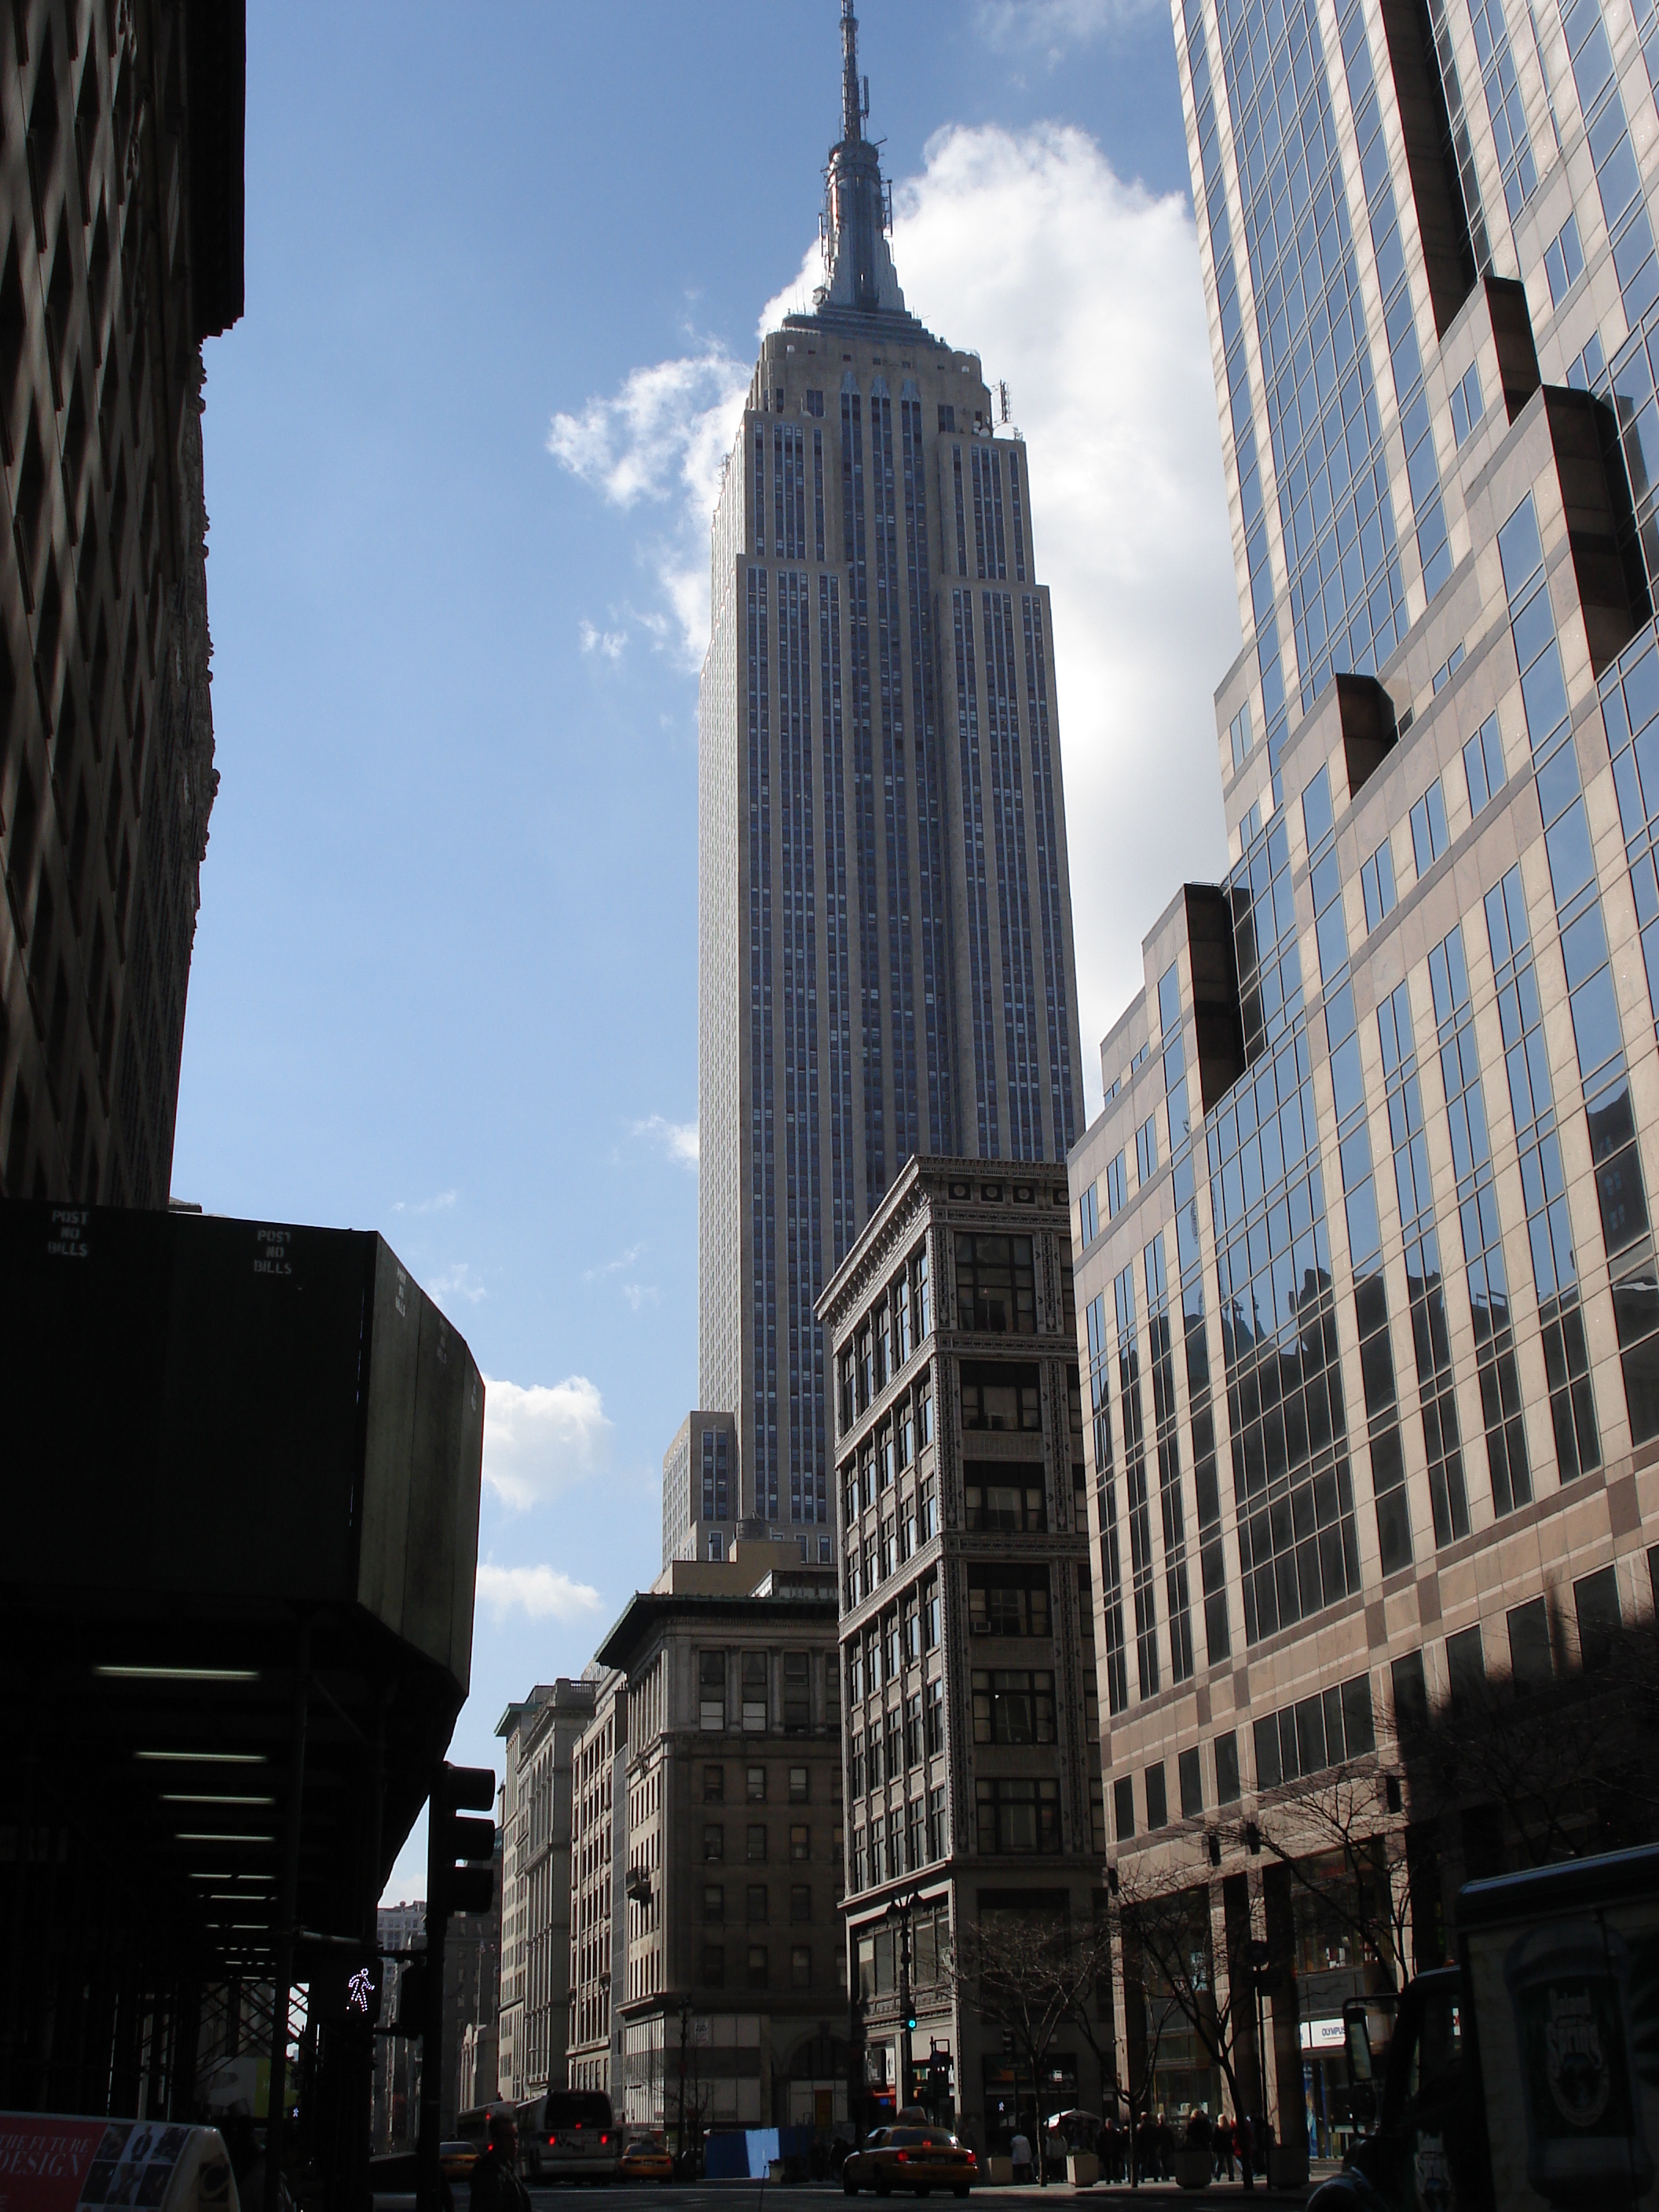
[[1157, 2109, 1175, 2181], [1010, 2127, 1033, 2183], [1185, 2106, 1212, 2159], [1214, 2111, 1235, 2181], [1238, 2108, 1256, 2193], [471, 2108, 530, 2212]]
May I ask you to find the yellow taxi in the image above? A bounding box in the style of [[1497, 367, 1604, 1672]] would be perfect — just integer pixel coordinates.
[[842, 2126, 976, 2196], [439, 2137, 480, 2182], [619, 2129, 676, 2183]]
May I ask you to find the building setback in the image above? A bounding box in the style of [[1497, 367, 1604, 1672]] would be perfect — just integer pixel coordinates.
[[0, 2, 243, 1206], [590, 1550, 848, 2136], [690, 0, 1084, 1558], [1069, 0, 1659, 2161], [496, 1677, 597, 2106], [819, 1160, 1105, 2145]]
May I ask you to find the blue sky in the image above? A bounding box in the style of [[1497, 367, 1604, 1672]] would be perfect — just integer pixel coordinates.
[[171, 0, 1242, 1900]]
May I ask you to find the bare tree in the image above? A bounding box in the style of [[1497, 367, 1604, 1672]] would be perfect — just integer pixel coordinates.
[[1114, 1866, 1263, 2187], [945, 1908, 1075, 2186], [1245, 1767, 1408, 1985]]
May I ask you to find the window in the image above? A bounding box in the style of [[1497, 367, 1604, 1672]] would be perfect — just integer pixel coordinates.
[[1144, 1762, 1169, 1829], [1410, 779, 1449, 877], [1104, 1152, 1127, 1217], [747, 1945, 767, 1990], [807, 389, 825, 417], [792, 1945, 812, 1989], [1507, 1598, 1553, 1691], [1544, 212, 1584, 306], [1432, 643, 1464, 694], [1079, 1181, 1099, 1246], [703, 1944, 724, 1987], [789, 1766, 808, 1803], [967, 1567, 1052, 1637], [746, 1883, 767, 1924], [1229, 699, 1253, 770], [1214, 1730, 1240, 1805], [699, 1650, 726, 1730], [915, 1248, 931, 1338], [747, 1766, 767, 1802], [1136, 1114, 1159, 1185], [747, 1824, 767, 1862], [954, 1232, 1035, 1333], [926, 1785, 945, 1860], [1463, 715, 1505, 816], [974, 1776, 1061, 1854], [703, 1884, 723, 1921], [742, 1651, 767, 1731], [918, 1479, 938, 1540], [704, 1766, 724, 1802], [1448, 363, 1485, 448], [784, 1651, 811, 1732], [971, 1668, 1056, 1744], [925, 1677, 944, 1756], [964, 1472, 1046, 1530], [1113, 1776, 1134, 1840], [904, 1691, 922, 1768], [1361, 839, 1397, 931], [1574, 1566, 1622, 1669], [1178, 1747, 1203, 1821], [959, 1361, 1042, 1431], [790, 1822, 811, 1861], [790, 1883, 811, 1923], [704, 1824, 723, 1862], [1254, 1673, 1376, 1786], [874, 1299, 892, 1388], [1446, 1626, 1486, 1713], [895, 1275, 913, 1364], [1391, 1650, 1429, 1739]]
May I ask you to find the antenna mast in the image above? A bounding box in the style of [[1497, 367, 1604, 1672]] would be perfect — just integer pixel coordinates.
[[841, 0, 862, 142]]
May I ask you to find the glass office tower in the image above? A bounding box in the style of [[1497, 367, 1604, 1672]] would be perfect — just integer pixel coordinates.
[[1070, 0, 1659, 2153]]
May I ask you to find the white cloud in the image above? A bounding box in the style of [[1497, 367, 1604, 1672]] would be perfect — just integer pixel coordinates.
[[579, 618, 628, 661], [392, 1188, 456, 1216], [427, 1261, 485, 1309], [976, 0, 1159, 51], [630, 1113, 699, 1170], [621, 1283, 661, 1313], [548, 343, 750, 667], [482, 1374, 612, 1510], [475, 1561, 605, 1622], [556, 125, 1238, 1088]]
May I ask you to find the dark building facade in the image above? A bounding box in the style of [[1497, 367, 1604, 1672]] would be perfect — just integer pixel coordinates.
[[0, 0, 243, 1207]]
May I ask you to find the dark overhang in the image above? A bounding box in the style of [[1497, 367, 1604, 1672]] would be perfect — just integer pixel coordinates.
[[595, 1585, 838, 1674], [0, 1200, 482, 1997], [185, 0, 247, 341]]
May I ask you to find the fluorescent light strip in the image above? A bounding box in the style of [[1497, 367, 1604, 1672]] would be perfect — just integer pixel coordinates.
[[160, 1793, 276, 1807], [97, 1665, 261, 1682], [138, 1750, 269, 1765], [175, 1832, 275, 1844]]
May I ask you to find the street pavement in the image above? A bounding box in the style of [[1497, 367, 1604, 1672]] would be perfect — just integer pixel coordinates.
[[518, 2183, 1328, 2209]]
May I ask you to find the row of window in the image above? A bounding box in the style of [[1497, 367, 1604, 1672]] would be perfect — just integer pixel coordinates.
[[699, 1943, 828, 1992], [845, 1583, 943, 1700], [848, 1679, 945, 1794], [702, 1882, 824, 1924], [700, 1763, 821, 1804], [839, 1247, 931, 1432], [701, 1822, 819, 1862], [850, 1787, 947, 1891], [697, 1650, 822, 1734]]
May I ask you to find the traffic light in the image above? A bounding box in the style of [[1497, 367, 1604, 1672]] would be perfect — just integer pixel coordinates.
[[428, 1763, 496, 1920], [906, 2005, 917, 2032], [394, 1957, 429, 2038]]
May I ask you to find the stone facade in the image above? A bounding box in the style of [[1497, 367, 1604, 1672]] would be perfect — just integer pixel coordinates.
[[0, 0, 243, 1206], [495, 1678, 596, 2104], [819, 1158, 1108, 2149]]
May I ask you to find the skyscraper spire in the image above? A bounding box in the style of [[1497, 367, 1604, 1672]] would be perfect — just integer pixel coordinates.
[[819, 0, 906, 317], [841, 0, 863, 145]]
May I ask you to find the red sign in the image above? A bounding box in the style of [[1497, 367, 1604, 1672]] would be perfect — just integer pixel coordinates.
[[0, 2116, 108, 2205]]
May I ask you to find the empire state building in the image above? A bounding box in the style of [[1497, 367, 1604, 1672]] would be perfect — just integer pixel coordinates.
[[694, 2, 1084, 1540]]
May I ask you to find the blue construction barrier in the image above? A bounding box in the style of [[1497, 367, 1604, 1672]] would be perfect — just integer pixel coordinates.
[[701, 2126, 817, 2179]]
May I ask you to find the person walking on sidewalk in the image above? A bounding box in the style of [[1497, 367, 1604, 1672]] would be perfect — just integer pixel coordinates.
[[1010, 2129, 1033, 2184]]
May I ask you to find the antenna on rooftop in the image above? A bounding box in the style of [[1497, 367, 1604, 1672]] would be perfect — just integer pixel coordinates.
[[998, 380, 1012, 425]]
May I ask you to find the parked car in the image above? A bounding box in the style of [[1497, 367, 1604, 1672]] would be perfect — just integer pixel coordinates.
[[620, 2130, 675, 2183], [842, 2126, 977, 2196]]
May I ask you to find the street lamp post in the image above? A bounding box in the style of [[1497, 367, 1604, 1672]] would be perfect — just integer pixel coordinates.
[[1249, 1937, 1272, 2187], [678, 1998, 691, 2174], [885, 1888, 925, 2115]]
